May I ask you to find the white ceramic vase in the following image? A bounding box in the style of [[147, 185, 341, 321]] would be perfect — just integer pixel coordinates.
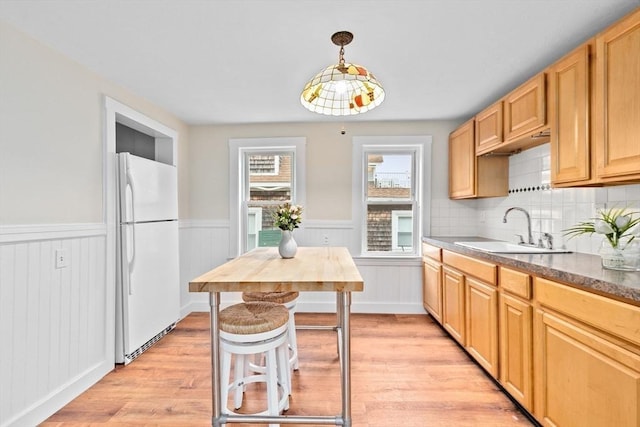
[[278, 230, 297, 259]]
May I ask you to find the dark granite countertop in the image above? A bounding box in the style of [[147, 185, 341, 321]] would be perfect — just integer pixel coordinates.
[[423, 236, 640, 306]]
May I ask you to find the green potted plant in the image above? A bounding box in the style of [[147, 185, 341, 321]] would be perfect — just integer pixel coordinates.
[[563, 207, 640, 270]]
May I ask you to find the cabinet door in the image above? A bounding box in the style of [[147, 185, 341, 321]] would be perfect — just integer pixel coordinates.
[[423, 258, 442, 323], [476, 101, 504, 155], [595, 8, 640, 181], [442, 266, 465, 344], [504, 73, 547, 141], [449, 119, 476, 199], [499, 293, 533, 411], [465, 277, 498, 378], [550, 44, 592, 185], [534, 310, 640, 427]]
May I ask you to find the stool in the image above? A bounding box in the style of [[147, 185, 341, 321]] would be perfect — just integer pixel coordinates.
[[242, 291, 300, 372], [219, 301, 290, 426]]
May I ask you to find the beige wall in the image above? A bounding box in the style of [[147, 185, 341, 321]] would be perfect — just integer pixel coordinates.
[[188, 120, 460, 221], [0, 21, 190, 225], [0, 20, 461, 226]]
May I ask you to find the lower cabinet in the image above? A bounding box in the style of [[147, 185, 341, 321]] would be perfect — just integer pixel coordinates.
[[534, 277, 640, 427], [441, 250, 499, 378], [499, 267, 534, 411], [442, 266, 466, 344], [422, 256, 443, 323], [465, 277, 498, 377], [422, 245, 640, 427], [499, 292, 533, 410]]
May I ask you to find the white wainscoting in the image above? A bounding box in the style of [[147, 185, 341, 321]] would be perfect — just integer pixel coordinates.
[[0, 224, 111, 427], [179, 220, 425, 314], [178, 220, 231, 316], [0, 220, 425, 426]]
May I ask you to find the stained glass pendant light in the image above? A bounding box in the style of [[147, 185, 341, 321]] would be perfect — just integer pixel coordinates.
[[301, 31, 385, 116]]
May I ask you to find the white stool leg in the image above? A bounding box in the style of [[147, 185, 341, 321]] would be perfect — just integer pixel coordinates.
[[233, 354, 245, 409], [265, 348, 280, 427], [220, 349, 232, 414], [288, 311, 299, 371], [276, 340, 291, 403]]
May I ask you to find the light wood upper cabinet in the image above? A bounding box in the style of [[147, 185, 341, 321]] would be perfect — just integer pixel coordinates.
[[449, 119, 476, 199], [595, 7, 640, 182], [549, 44, 592, 186], [504, 73, 547, 141], [475, 101, 504, 155], [449, 119, 508, 200]]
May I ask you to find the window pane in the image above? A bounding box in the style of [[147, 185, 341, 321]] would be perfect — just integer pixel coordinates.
[[367, 154, 412, 201], [248, 153, 292, 202], [366, 204, 412, 252]]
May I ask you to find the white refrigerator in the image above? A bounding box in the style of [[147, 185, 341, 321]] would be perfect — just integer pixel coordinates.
[[115, 153, 180, 364]]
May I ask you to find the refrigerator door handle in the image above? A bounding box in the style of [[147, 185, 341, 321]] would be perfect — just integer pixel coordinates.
[[126, 168, 137, 293]]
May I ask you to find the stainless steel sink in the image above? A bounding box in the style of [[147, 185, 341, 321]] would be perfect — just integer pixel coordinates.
[[454, 241, 571, 254]]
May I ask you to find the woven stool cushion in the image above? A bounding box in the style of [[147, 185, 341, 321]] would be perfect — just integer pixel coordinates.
[[242, 291, 299, 304], [220, 301, 289, 335]]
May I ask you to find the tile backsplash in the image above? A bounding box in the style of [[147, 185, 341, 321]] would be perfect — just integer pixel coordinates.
[[430, 143, 640, 255]]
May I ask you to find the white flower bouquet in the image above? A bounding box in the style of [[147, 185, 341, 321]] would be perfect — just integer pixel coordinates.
[[272, 203, 303, 231]]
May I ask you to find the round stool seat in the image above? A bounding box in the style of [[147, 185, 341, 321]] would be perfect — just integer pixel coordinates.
[[241, 291, 300, 381], [242, 291, 299, 305], [218, 301, 290, 425], [220, 301, 289, 335]]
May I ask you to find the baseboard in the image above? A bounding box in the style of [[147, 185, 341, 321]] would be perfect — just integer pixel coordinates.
[[2, 360, 113, 427]]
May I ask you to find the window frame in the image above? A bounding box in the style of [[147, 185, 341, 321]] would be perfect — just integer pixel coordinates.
[[352, 136, 431, 258], [229, 137, 306, 257]]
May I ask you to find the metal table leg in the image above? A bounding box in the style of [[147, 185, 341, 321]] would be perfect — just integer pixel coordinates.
[[209, 291, 352, 426], [339, 292, 352, 427], [210, 292, 224, 427]]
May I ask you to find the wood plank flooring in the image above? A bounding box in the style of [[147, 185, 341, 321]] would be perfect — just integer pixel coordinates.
[[42, 312, 534, 426]]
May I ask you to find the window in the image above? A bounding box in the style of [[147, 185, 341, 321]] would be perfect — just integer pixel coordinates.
[[353, 136, 431, 257], [392, 211, 413, 251], [229, 138, 306, 256], [246, 207, 263, 250], [244, 151, 293, 251]]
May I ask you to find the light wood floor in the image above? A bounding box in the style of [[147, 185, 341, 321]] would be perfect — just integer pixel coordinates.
[[42, 312, 535, 426]]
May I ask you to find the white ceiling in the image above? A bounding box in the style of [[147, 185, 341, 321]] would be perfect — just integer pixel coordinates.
[[1, 0, 638, 125]]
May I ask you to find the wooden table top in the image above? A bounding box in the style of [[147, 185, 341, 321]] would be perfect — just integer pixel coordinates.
[[189, 247, 364, 293]]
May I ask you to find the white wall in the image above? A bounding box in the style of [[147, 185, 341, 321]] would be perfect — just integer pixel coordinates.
[[0, 21, 191, 224], [0, 22, 190, 427]]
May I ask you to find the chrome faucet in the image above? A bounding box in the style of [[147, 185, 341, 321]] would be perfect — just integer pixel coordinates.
[[503, 207, 534, 245]]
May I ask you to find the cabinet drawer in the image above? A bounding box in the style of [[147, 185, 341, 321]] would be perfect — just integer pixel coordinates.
[[422, 242, 442, 262], [443, 250, 497, 285], [500, 267, 532, 300], [535, 277, 640, 346]]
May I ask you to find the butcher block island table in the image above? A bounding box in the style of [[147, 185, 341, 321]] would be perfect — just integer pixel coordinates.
[[189, 246, 364, 427]]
